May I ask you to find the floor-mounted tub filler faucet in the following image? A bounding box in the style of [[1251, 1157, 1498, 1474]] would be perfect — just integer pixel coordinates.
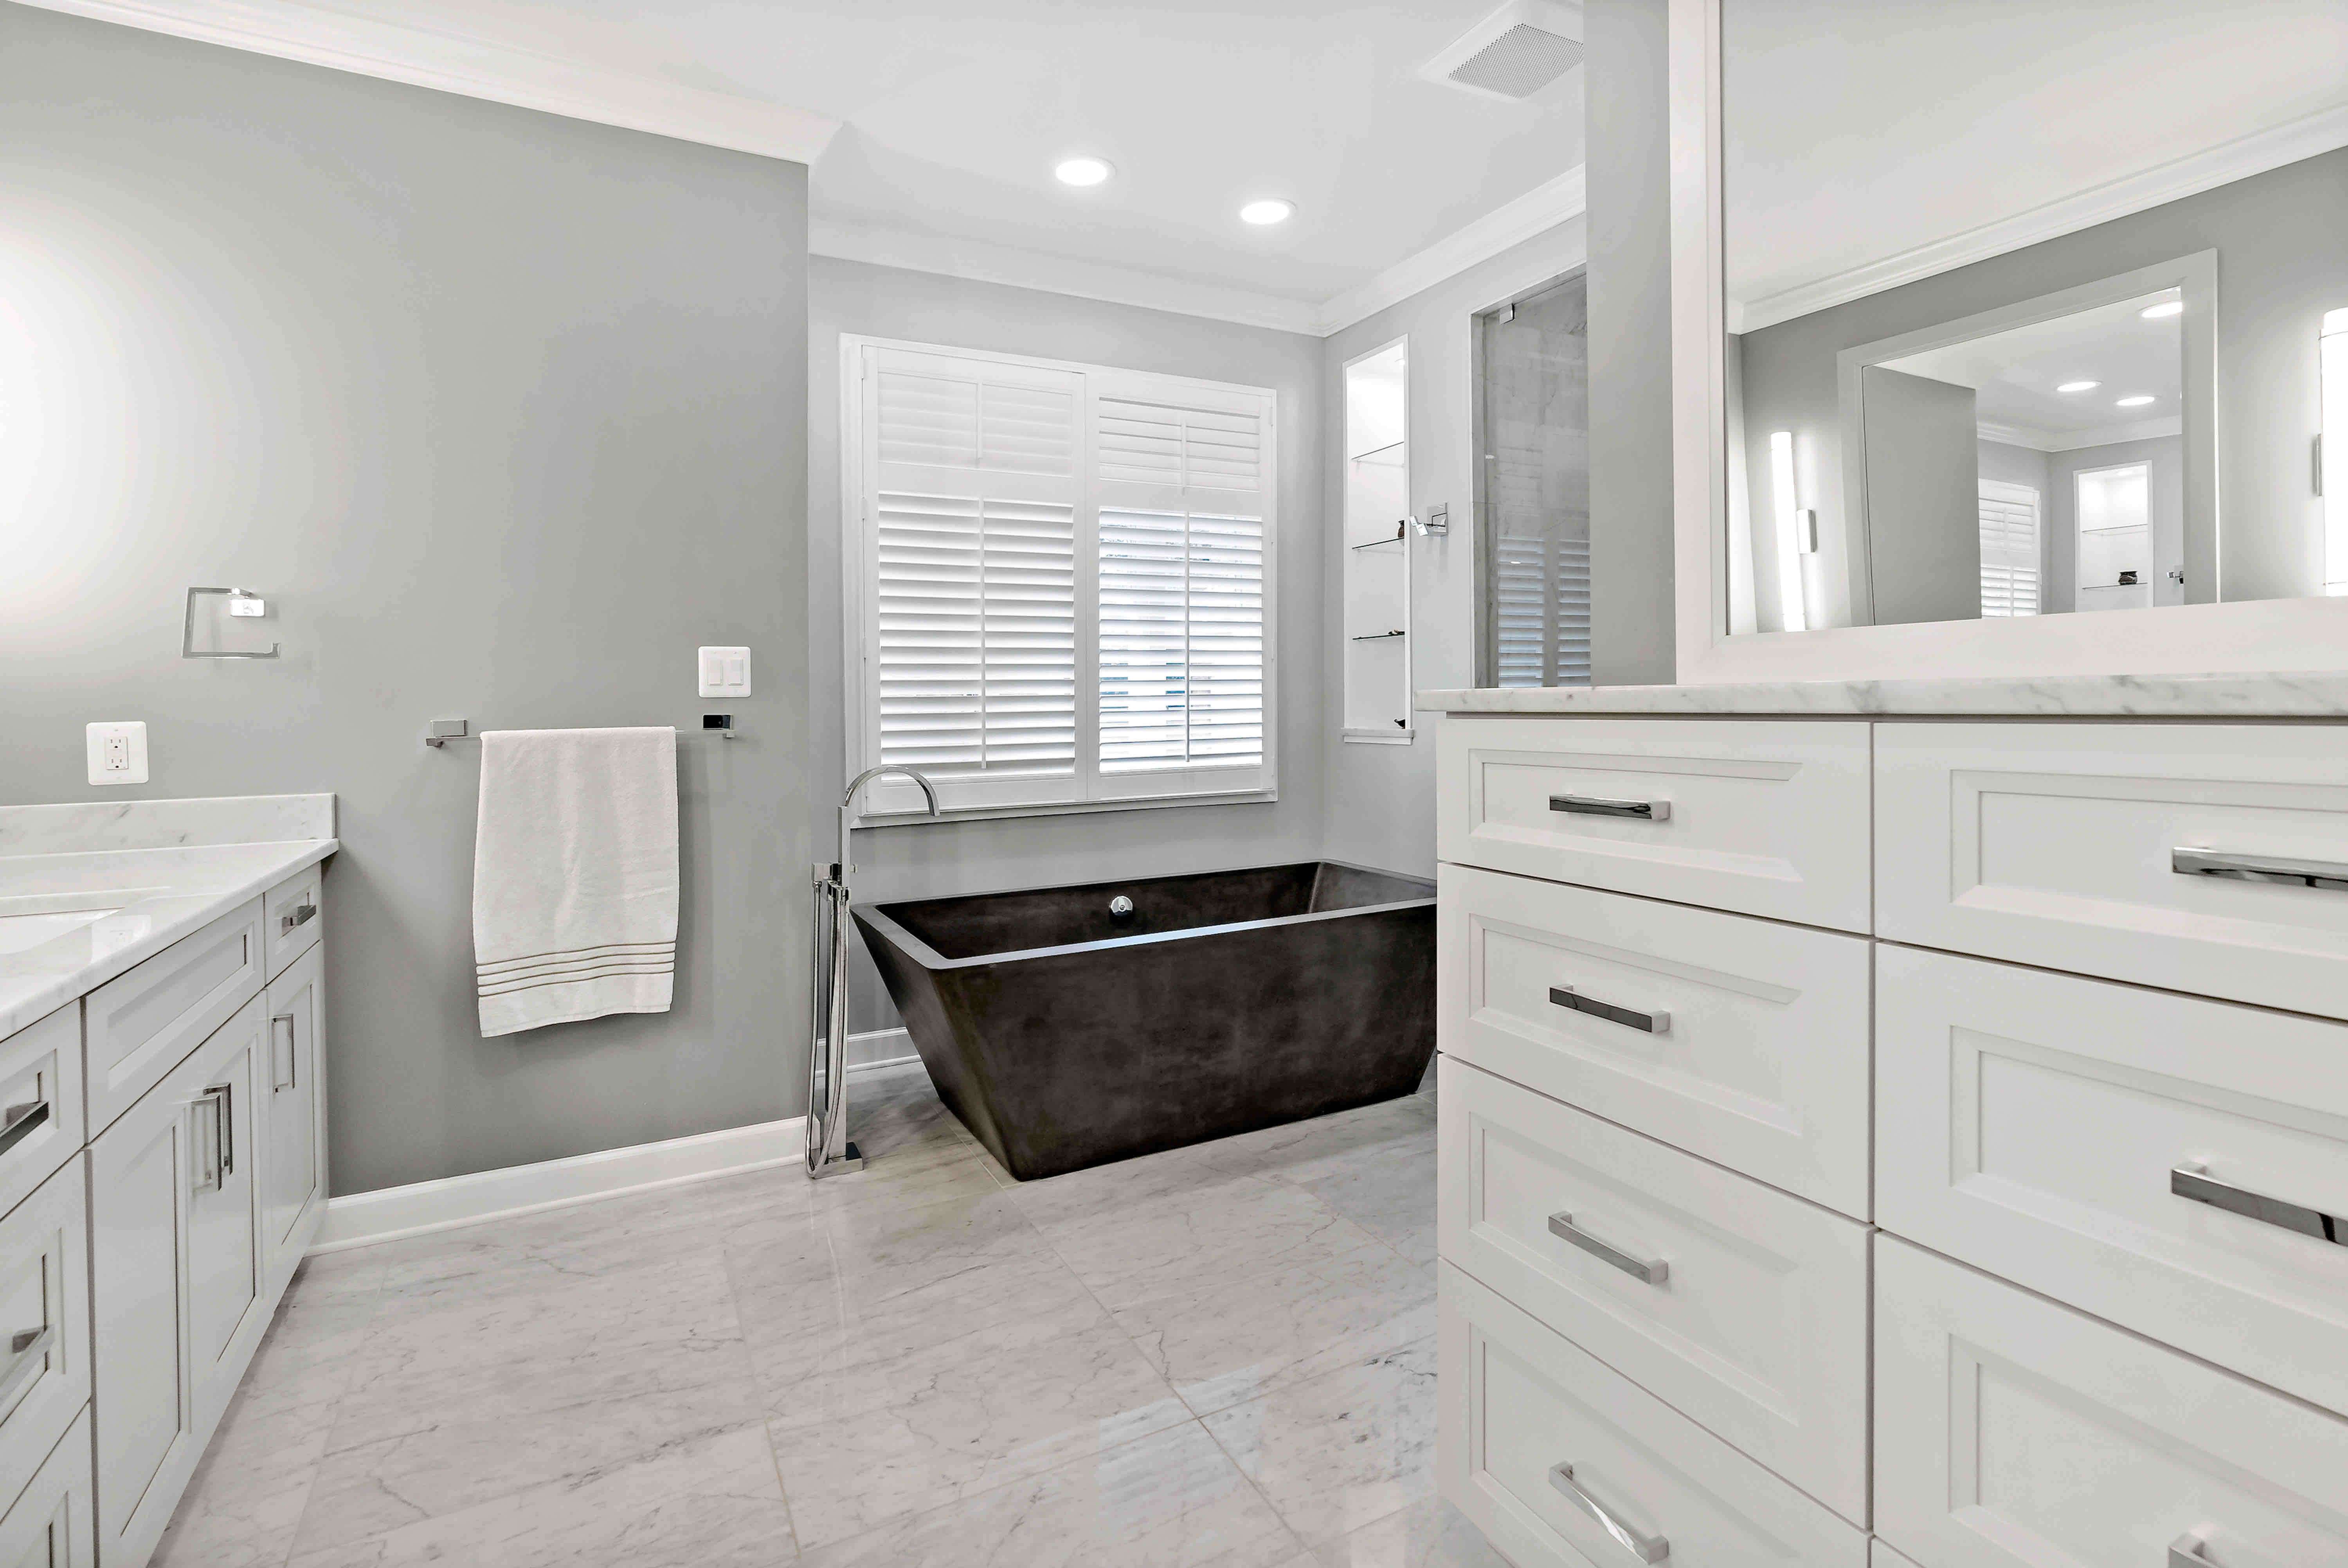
[[806, 766, 941, 1179]]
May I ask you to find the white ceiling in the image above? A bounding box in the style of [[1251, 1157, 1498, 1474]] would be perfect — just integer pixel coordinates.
[[1723, 0, 2348, 326], [1882, 291, 2184, 450], [30, 0, 1587, 332]]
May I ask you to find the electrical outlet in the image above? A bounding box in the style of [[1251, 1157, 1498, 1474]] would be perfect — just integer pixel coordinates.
[[86, 722, 149, 786], [697, 646, 751, 698]]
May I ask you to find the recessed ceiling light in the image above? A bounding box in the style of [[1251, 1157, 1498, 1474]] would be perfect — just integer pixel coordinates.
[[2116, 394, 2157, 408], [1054, 157, 1113, 187], [2056, 380, 2100, 393], [1239, 198, 1295, 226], [2140, 299, 2184, 320]]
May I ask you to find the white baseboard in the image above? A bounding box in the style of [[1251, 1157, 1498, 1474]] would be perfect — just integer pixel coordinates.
[[847, 1025, 917, 1073], [309, 1116, 806, 1254]]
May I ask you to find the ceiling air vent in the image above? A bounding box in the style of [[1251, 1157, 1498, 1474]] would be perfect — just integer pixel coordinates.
[[1422, 0, 1585, 102]]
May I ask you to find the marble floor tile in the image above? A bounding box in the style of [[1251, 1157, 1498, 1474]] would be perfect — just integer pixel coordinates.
[[1311, 1500, 1514, 1568], [1034, 1175, 1385, 1312], [1115, 1242, 1436, 1417], [790, 1421, 1305, 1568], [293, 1382, 764, 1556], [1200, 1339, 1439, 1549], [167, 1063, 1473, 1568], [285, 1422, 798, 1568], [768, 1299, 1192, 1546]]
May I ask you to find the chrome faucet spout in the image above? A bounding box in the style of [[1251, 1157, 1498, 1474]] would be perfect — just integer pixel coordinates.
[[837, 765, 941, 885]]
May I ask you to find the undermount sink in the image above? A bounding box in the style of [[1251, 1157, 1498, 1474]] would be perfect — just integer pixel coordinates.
[[0, 890, 166, 956]]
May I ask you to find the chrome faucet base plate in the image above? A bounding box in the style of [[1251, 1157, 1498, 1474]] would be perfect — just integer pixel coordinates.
[[807, 1140, 864, 1180]]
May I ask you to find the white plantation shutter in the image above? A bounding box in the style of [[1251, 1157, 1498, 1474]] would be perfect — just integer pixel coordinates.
[[1978, 480, 2041, 618], [849, 340, 1276, 816]]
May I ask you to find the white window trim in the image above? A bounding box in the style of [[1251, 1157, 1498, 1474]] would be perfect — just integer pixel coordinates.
[[839, 334, 1280, 827]]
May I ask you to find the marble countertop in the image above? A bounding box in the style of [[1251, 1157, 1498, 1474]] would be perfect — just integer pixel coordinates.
[[0, 795, 338, 1038], [1417, 670, 2348, 717]]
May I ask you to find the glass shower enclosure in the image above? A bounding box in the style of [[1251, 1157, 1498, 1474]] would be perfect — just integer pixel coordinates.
[[1473, 272, 1591, 688]]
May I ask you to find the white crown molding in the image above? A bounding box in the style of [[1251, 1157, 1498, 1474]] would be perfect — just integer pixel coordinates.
[[1735, 102, 2348, 333], [310, 1115, 805, 1252], [811, 218, 1326, 335], [814, 164, 1588, 340], [1979, 414, 2185, 454], [1314, 165, 1588, 335], [15, 0, 839, 163]]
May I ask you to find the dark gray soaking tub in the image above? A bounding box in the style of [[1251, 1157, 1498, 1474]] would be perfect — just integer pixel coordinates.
[[852, 861, 1435, 1180]]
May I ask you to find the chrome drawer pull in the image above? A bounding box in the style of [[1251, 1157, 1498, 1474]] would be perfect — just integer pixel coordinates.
[[0, 1100, 50, 1159], [1550, 986, 1669, 1035], [279, 901, 318, 934], [0, 1324, 56, 1410], [271, 1014, 297, 1093], [2169, 1536, 2210, 1568], [1549, 1212, 1669, 1284], [2172, 847, 2348, 892], [1549, 1464, 1669, 1562], [186, 1084, 234, 1192], [1550, 793, 1670, 822], [2172, 1163, 2342, 1246]]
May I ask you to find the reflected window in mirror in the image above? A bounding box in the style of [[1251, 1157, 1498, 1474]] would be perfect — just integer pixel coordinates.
[[1473, 270, 1590, 686], [1716, 0, 2348, 636]]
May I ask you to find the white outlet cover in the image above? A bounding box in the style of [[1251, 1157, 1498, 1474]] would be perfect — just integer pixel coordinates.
[[698, 646, 751, 698], [86, 721, 149, 786]]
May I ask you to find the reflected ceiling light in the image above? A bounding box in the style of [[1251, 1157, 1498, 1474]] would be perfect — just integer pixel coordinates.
[[2115, 395, 2157, 408], [2056, 380, 2101, 393], [2322, 308, 2348, 593], [1053, 157, 1114, 187], [1769, 431, 1812, 633], [1239, 198, 1296, 225], [2141, 299, 2185, 320]]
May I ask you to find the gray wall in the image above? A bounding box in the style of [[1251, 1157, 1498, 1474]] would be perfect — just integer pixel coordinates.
[[807, 257, 1329, 1035], [1736, 146, 2347, 619], [0, 7, 812, 1196], [1321, 221, 1588, 879], [1585, 0, 1679, 685], [1860, 367, 1981, 626]]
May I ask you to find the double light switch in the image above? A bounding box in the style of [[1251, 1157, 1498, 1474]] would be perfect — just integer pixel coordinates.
[[698, 647, 751, 698]]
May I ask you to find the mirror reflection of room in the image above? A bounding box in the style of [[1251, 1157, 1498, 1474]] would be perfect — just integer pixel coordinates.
[[1474, 271, 1591, 687], [1718, 0, 2348, 635]]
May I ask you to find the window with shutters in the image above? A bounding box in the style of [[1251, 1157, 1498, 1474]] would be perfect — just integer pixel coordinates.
[[844, 338, 1277, 818], [1978, 479, 2041, 618]]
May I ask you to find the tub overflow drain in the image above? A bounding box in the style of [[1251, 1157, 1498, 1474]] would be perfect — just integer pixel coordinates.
[[1109, 895, 1134, 919]]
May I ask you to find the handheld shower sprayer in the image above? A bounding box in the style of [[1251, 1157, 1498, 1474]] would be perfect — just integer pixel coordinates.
[[806, 766, 940, 1179]]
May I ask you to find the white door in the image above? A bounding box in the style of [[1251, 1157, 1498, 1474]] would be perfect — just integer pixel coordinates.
[[261, 942, 324, 1291], [91, 993, 267, 1568]]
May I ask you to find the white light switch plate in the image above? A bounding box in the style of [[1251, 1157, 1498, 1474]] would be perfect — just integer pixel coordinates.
[[698, 646, 751, 698], [86, 722, 149, 786]]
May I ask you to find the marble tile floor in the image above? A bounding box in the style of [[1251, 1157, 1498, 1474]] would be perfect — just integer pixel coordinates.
[[155, 1061, 1512, 1568]]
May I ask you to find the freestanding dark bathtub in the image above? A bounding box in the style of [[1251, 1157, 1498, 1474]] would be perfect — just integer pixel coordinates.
[[852, 861, 1435, 1180]]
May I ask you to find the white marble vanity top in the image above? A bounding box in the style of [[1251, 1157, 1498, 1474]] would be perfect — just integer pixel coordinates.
[[0, 795, 338, 1037], [1418, 670, 2348, 717]]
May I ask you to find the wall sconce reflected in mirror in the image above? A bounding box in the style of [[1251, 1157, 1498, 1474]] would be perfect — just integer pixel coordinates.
[[1768, 431, 1814, 632], [2322, 308, 2347, 595]]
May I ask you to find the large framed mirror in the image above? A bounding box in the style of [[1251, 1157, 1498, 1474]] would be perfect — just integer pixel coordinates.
[[1670, 0, 2348, 683]]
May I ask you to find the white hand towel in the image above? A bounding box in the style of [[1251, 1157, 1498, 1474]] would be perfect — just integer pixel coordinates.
[[472, 726, 679, 1038]]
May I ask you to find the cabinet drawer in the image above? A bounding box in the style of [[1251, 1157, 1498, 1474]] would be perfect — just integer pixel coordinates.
[[83, 899, 263, 1135], [1437, 716, 1872, 932], [0, 1406, 93, 1568], [261, 865, 322, 983], [1875, 1237, 2348, 1568], [1438, 1058, 1869, 1522], [1440, 864, 1871, 1217], [0, 1158, 88, 1521], [0, 1007, 82, 1227], [1439, 1263, 1867, 1568], [1876, 721, 2348, 1020], [1877, 945, 2348, 1418]]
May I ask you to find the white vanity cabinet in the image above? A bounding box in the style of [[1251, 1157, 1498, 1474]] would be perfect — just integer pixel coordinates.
[[1436, 708, 2348, 1568], [0, 857, 330, 1568]]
